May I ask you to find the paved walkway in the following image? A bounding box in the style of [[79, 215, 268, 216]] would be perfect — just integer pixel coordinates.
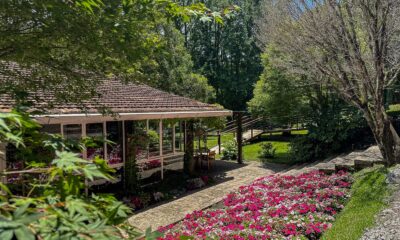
[[128, 161, 285, 231]]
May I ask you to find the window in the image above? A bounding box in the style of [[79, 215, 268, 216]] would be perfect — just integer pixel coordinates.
[[148, 120, 160, 157], [40, 124, 61, 134], [163, 122, 174, 154], [86, 123, 104, 159], [63, 124, 82, 140], [106, 122, 123, 165], [175, 121, 184, 152]]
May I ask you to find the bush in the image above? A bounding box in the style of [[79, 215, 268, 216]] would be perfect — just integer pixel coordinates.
[[221, 140, 238, 160], [288, 135, 319, 164], [258, 142, 276, 159], [0, 111, 151, 240]]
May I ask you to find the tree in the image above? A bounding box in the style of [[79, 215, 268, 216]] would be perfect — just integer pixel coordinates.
[[258, 0, 400, 165], [143, 23, 216, 102], [0, 0, 217, 108], [248, 48, 306, 126], [176, 0, 263, 110]]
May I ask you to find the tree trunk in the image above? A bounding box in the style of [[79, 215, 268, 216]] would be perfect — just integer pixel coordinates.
[[184, 120, 196, 175], [363, 106, 400, 166]]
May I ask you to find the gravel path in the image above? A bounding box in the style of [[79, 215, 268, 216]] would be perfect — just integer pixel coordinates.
[[360, 185, 400, 240]]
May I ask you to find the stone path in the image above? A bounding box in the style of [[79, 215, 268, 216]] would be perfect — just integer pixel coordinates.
[[128, 161, 286, 231]]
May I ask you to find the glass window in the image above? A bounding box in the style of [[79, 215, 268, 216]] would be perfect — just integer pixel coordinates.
[[134, 121, 148, 160], [148, 120, 160, 157], [41, 124, 61, 134], [175, 121, 184, 152], [63, 124, 82, 140], [163, 122, 173, 154], [86, 123, 104, 159], [106, 122, 123, 165]]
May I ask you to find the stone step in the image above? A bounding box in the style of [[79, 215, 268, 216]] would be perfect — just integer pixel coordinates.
[[314, 162, 336, 174], [314, 146, 385, 174]]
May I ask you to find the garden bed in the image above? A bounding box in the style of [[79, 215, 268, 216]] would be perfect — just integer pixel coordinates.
[[158, 170, 352, 239]]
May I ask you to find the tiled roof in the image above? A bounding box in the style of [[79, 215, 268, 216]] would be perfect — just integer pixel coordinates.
[[0, 63, 225, 115]]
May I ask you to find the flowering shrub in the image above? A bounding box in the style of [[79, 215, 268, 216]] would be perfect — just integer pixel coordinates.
[[158, 171, 352, 239]]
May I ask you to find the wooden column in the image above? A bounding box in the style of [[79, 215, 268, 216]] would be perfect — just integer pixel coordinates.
[[172, 122, 176, 154], [103, 122, 108, 161], [184, 120, 195, 175], [0, 143, 7, 185], [159, 120, 163, 180], [217, 130, 221, 154], [236, 112, 243, 164], [82, 124, 88, 195], [122, 120, 126, 189]]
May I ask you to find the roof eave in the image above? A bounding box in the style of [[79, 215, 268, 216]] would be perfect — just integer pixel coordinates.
[[34, 110, 233, 125]]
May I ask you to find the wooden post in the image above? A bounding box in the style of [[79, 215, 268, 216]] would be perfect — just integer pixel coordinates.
[[82, 124, 88, 196], [217, 130, 221, 154], [184, 120, 195, 175], [0, 143, 7, 186], [122, 120, 126, 189], [103, 122, 107, 161], [172, 122, 176, 154], [236, 112, 243, 164], [159, 120, 163, 180]]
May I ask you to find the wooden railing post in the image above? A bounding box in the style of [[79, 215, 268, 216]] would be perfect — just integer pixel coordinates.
[[0, 143, 7, 186], [217, 130, 221, 154], [236, 112, 243, 164], [184, 120, 195, 175]]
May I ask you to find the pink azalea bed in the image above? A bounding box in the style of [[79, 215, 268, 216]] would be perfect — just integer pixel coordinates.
[[158, 171, 352, 240]]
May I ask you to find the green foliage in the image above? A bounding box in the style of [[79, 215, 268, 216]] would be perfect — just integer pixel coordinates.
[[177, 0, 263, 110], [250, 47, 368, 163], [258, 142, 276, 159], [145, 23, 216, 103], [322, 166, 390, 240], [221, 140, 238, 160], [0, 0, 223, 108], [248, 49, 306, 125], [289, 90, 368, 163], [0, 111, 150, 239], [386, 104, 400, 117]]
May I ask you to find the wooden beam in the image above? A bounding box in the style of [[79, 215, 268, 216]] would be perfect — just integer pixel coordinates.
[[236, 112, 243, 164], [35, 111, 232, 125], [122, 120, 126, 189], [172, 122, 176, 154], [159, 120, 163, 180], [82, 123, 88, 195], [103, 122, 107, 161], [0, 143, 7, 185]]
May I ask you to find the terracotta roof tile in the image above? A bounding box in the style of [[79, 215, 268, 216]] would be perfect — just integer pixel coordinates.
[[0, 63, 225, 114]]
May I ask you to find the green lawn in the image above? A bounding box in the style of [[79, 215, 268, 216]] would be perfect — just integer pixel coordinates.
[[201, 133, 235, 149], [321, 166, 390, 240], [243, 130, 307, 165]]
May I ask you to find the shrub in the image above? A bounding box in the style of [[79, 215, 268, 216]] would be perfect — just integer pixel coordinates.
[[221, 140, 238, 160], [258, 142, 276, 159], [0, 111, 154, 240]]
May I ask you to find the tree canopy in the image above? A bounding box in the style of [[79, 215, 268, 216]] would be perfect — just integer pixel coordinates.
[[258, 0, 400, 165], [176, 0, 263, 110]]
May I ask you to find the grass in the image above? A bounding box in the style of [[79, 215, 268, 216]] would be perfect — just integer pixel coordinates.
[[242, 130, 308, 165], [321, 165, 391, 240], [199, 133, 235, 149]]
